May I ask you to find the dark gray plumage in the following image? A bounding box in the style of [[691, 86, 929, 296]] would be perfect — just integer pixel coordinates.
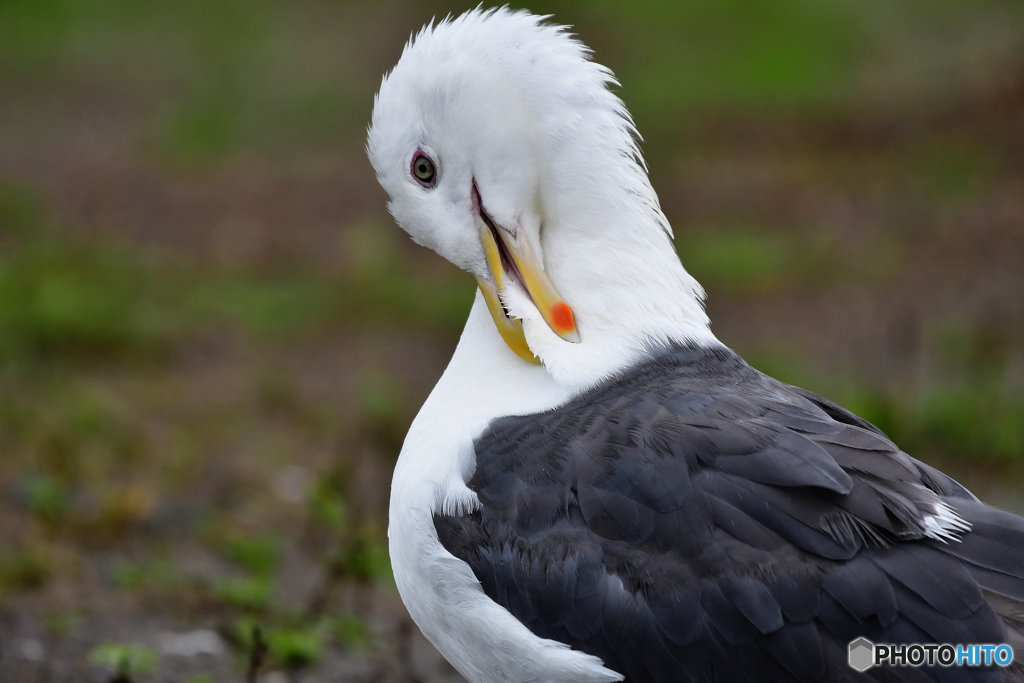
[[434, 344, 1024, 682]]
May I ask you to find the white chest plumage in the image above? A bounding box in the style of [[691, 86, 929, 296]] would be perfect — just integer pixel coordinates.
[[388, 293, 623, 683]]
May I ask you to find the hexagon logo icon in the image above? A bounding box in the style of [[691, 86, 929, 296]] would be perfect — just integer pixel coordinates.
[[848, 637, 874, 672]]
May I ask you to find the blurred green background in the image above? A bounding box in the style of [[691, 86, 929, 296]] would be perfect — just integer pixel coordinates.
[[1, 1, 1022, 681]]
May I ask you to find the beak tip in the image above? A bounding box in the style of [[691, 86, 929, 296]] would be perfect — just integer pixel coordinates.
[[549, 302, 580, 342]]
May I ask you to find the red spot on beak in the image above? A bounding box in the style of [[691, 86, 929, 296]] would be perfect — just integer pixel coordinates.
[[550, 301, 576, 334]]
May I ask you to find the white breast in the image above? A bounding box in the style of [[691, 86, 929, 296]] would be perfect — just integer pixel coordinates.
[[388, 291, 623, 683]]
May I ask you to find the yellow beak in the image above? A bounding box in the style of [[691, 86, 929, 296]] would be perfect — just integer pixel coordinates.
[[476, 221, 580, 363]]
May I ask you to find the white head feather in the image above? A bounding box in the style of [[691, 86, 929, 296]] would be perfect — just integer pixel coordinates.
[[368, 8, 717, 389]]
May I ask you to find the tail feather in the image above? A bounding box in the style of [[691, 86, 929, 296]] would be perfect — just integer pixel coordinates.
[[934, 500, 1024, 681]]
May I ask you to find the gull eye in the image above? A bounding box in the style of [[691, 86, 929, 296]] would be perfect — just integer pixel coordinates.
[[411, 152, 436, 187]]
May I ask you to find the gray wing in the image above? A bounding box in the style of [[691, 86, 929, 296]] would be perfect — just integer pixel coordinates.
[[434, 345, 1024, 683]]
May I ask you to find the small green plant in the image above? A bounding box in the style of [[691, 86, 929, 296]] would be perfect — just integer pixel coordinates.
[[22, 475, 67, 523], [333, 612, 370, 651], [112, 559, 183, 591], [229, 617, 262, 649], [112, 562, 145, 590], [336, 525, 393, 585], [221, 535, 281, 577], [213, 576, 272, 612], [89, 643, 157, 682], [44, 610, 82, 638], [307, 472, 348, 530], [266, 625, 324, 668], [233, 620, 269, 682], [229, 618, 324, 670]]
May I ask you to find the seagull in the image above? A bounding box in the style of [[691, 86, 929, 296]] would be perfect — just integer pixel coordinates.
[[367, 8, 1024, 682]]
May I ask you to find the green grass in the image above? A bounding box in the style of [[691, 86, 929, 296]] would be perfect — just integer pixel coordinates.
[[4, 381, 150, 508], [307, 472, 349, 531], [221, 535, 281, 577], [0, 188, 422, 634], [677, 225, 838, 295], [333, 612, 371, 652], [89, 642, 158, 680], [0, 237, 173, 360], [112, 558, 184, 591], [230, 618, 329, 669], [266, 625, 325, 668], [332, 524, 393, 586], [578, 0, 863, 115], [912, 381, 1024, 462], [3, 0, 1022, 165], [0, 0, 362, 164], [0, 238, 471, 362], [21, 474, 68, 522], [0, 184, 472, 366], [213, 576, 273, 612]]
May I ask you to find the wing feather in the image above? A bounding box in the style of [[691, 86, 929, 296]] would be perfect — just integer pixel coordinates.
[[433, 345, 1024, 682]]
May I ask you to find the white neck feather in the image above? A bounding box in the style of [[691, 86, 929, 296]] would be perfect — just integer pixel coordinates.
[[501, 61, 718, 390]]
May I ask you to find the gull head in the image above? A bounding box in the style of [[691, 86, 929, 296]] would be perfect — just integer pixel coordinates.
[[367, 8, 713, 384]]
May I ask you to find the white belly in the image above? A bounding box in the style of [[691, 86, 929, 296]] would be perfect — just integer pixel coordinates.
[[387, 294, 622, 683]]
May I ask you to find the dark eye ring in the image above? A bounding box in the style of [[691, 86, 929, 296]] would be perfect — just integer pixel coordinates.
[[411, 152, 437, 188]]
